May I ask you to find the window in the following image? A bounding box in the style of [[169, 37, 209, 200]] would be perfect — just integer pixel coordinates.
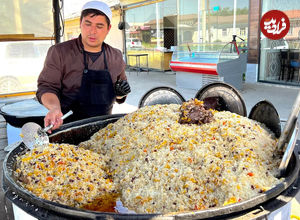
[[259, 0, 300, 85], [222, 28, 227, 36], [6, 43, 36, 58], [177, 0, 248, 46], [240, 28, 246, 36], [125, 0, 177, 70], [287, 27, 292, 35], [0, 41, 52, 94]]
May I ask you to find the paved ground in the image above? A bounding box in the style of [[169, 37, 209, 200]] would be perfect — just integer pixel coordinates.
[[1, 69, 300, 219], [115, 70, 300, 121]]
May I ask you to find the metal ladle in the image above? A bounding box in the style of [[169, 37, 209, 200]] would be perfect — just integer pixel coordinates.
[[277, 90, 300, 176], [21, 110, 73, 150]]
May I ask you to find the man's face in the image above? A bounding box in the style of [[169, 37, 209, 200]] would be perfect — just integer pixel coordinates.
[[80, 14, 111, 52]]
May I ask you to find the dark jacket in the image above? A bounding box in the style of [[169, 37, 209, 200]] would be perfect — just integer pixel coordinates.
[[36, 36, 127, 110]]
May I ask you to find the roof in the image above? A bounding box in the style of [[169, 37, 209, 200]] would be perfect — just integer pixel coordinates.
[[284, 10, 300, 20]]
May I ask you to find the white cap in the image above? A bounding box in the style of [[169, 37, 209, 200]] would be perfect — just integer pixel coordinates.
[[81, 1, 112, 22]]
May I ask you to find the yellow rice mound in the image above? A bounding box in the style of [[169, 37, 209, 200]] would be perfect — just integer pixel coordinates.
[[14, 143, 117, 208]]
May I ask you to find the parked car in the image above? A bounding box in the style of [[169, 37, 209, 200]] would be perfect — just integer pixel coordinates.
[[126, 38, 142, 48], [0, 40, 52, 94]]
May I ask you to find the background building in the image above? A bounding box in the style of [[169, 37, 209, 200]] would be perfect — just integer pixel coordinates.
[[119, 0, 300, 86], [1, 0, 299, 96], [63, 0, 300, 86], [120, 0, 249, 72]]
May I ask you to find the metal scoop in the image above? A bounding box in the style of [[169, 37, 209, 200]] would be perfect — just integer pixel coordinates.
[[277, 90, 300, 176], [21, 110, 73, 150]]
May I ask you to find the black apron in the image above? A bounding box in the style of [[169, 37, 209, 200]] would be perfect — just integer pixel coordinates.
[[65, 45, 115, 121]]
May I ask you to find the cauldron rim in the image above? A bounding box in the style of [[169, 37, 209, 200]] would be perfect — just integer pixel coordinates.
[[2, 114, 300, 219]]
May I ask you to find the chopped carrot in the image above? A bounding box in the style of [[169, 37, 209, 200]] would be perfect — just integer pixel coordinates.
[[170, 146, 174, 151], [247, 172, 254, 177], [46, 176, 53, 181], [143, 149, 147, 153]]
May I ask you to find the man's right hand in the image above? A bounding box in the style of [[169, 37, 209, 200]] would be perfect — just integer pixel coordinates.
[[41, 93, 63, 133], [44, 108, 63, 133]]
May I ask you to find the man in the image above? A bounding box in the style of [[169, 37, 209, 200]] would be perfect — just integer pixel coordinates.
[[36, 1, 131, 132]]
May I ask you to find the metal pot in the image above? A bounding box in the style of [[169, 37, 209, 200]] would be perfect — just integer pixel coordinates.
[[2, 114, 300, 220]]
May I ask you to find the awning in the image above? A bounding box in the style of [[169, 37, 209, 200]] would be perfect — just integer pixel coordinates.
[[0, 0, 54, 41]]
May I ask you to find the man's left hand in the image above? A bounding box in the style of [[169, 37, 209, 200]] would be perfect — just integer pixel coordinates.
[[115, 79, 131, 97]]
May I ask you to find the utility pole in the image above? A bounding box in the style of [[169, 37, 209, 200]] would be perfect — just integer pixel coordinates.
[[53, 0, 61, 44], [13, 0, 22, 34]]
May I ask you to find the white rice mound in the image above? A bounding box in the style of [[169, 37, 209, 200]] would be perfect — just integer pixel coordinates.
[[79, 104, 282, 214]]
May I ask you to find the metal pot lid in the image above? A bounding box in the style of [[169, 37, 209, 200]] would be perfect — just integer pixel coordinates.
[[195, 82, 247, 116], [0, 98, 47, 117], [0, 98, 47, 127], [138, 86, 186, 108], [248, 100, 281, 138]]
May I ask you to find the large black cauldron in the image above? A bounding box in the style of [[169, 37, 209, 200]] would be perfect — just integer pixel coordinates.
[[2, 114, 300, 220]]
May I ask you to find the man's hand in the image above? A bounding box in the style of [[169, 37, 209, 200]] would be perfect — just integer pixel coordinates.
[[114, 79, 131, 97], [41, 93, 63, 133], [44, 108, 63, 133]]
